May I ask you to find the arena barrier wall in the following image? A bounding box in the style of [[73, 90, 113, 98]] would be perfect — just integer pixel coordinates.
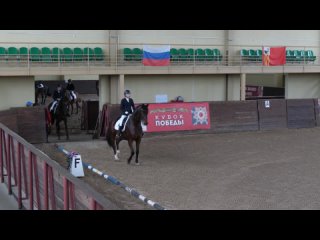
[[99, 99, 319, 137], [0, 107, 46, 144], [0, 122, 119, 210]]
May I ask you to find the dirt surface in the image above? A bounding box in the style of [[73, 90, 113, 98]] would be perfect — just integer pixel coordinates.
[[36, 127, 320, 209]]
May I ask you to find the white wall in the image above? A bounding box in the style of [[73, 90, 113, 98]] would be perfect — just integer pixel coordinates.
[[64, 75, 99, 81], [0, 76, 34, 111], [124, 75, 226, 103], [227, 75, 240, 101], [285, 73, 320, 99], [230, 30, 320, 47], [0, 30, 108, 43], [246, 74, 284, 88], [0, 30, 109, 51], [118, 30, 225, 51]]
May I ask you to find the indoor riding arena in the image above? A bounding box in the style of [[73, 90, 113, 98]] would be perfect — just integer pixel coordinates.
[[2, 30, 320, 210]]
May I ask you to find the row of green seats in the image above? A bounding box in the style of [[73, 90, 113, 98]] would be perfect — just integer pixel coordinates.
[[170, 48, 222, 62], [123, 48, 143, 61], [123, 48, 223, 62], [0, 47, 104, 62], [286, 50, 316, 62], [241, 49, 316, 62], [240, 49, 263, 61]]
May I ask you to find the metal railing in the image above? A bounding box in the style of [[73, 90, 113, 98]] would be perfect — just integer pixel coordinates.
[[0, 50, 319, 70], [0, 122, 119, 210]]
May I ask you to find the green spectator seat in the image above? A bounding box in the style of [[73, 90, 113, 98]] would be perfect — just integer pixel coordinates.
[[195, 48, 205, 61], [204, 48, 214, 61], [170, 48, 179, 62], [300, 50, 306, 63], [213, 48, 222, 62], [256, 49, 262, 61], [63, 47, 73, 62], [178, 48, 188, 61], [19, 47, 28, 61], [293, 50, 301, 63], [0, 47, 6, 61], [84, 47, 94, 61], [177, 48, 187, 61], [41, 47, 51, 62], [73, 48, 83, 61], [52, 48, 62, 62], [187, 48, 194, 61], [240, 49, 249, 61], [248, 49, 257, 61], [123, 48, 133, 61], [30, 47, 41, 62], [94, 47, 104, 61], [132, 48, 142, 61], [307, 50, 316, 62], [8, 47, 19, 61], [286, 50, 294, 63]]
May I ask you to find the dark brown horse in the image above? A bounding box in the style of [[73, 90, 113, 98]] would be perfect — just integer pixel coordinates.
[[65, 90, 81, 115], [35, 85, 50, 105], [47, 94, 70, 141], [106, 104, 149, 165]]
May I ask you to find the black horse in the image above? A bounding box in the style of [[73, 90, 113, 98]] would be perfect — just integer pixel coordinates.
[[47, 95, 70, 141], [35, 85, 50, 105], [65, 90, 81, 115], [106, 104, 149, 165]]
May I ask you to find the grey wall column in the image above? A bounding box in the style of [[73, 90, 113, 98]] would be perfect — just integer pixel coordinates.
[[118, 74, 125, 103], [109, 30, 119, 65], [99, 75, 110, 110], [240, 73, 246, 101]]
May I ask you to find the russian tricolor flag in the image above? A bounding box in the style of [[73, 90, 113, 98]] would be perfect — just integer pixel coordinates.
[[142, 45, 170, 66]]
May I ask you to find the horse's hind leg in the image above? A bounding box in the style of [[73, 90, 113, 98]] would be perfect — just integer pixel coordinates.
[[76, 101, 79, 114], [127, 140, 135, 164], [114, 136, 121, 161]]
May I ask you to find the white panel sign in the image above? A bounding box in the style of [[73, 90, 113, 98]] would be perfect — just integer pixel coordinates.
[[265, 100, 270, 108], [155, 94, 168, 103], [70, 154, 84, 177]]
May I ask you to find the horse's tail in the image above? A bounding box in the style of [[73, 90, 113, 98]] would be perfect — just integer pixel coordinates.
[[106, 121, 114, 147]]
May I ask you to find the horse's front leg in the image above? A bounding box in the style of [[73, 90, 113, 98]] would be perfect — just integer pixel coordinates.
[[56, 121, 60, 140], [135, 138, 141, 165], [127, 140, 135, 164], [76, 101, 79, 114], [114, 135, 121, 161], [46, 124, 51, 143], [71, 102, 74, 115], [64, 119, 69, 140]]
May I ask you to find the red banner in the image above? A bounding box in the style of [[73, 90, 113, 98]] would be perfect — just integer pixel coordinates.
[[246, 85, 263, 98], [145, 102, 211, 132], [262, 46, 286, 66]]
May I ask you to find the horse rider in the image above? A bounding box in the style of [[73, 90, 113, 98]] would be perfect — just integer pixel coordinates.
[[66, 79, 77, 101], [36, 81, 45, 90], [49, 84, 63, 114], [115, 89, 135, 137]]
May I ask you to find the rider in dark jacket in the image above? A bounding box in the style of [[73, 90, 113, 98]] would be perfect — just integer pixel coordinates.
[[116, 90, 135, 137], [66, 79, 76, 101], [50, 84, 63, 113]]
